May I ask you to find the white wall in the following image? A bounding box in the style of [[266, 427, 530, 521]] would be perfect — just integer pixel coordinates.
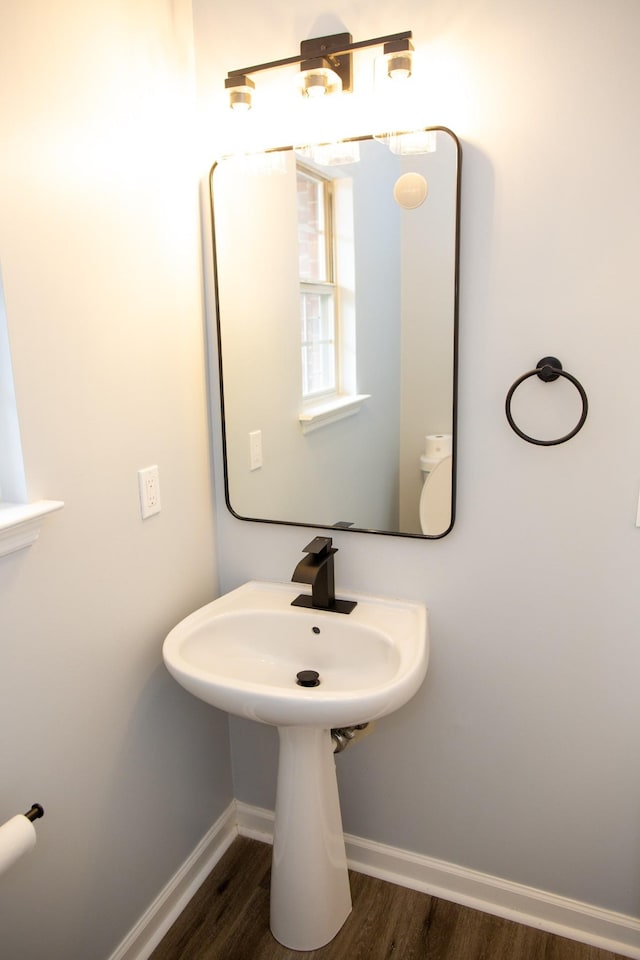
[[398, 136, 457, 531], [0, 3, 233, 959], [194, 0, 640, 922]]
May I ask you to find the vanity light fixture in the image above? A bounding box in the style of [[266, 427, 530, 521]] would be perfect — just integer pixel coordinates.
[[225, 75, 255, 111], [225, 29, 414, 109], [383, 37, 414, 80]]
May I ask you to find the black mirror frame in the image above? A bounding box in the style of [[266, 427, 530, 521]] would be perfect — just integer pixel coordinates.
[[209, 127, 461, 539]]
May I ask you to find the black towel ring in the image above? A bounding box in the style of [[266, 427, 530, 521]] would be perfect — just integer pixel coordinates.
[[505, 356, 588, 446]]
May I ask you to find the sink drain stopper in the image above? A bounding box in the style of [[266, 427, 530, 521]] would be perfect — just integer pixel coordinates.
[[296, 670, 320, 687]]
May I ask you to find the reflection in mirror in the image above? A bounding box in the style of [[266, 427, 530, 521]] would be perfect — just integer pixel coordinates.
[[210, 127, 460, 538]]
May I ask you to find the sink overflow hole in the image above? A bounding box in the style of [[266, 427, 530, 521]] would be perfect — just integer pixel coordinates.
[[312, 626, 321, 634]]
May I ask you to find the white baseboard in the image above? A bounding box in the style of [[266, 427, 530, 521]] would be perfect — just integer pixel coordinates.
[[235, 799, 275, 843], [108, 802, 238, 960], [108, 799, 640, 960], [236, 801, 640, 960]]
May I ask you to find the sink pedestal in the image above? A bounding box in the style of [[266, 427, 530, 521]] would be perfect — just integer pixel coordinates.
[[270, 726, 352, 950], [163, 581, 429, 947]]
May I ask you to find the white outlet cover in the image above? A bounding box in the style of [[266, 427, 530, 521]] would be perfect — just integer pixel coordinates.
[[138, 465, 161, 519]]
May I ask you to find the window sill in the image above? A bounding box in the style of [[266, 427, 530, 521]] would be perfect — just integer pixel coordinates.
[[0, 500, 64, 558], [298, 394, 371, 435]]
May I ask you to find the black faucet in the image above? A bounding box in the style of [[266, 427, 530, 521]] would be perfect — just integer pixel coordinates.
[[291, 537, 357, 614]]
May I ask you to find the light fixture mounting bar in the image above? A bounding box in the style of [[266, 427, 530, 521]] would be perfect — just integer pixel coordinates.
[[226, 29, 413, 86], [228, 52, 304, 79], [302, 30, 413, 58]]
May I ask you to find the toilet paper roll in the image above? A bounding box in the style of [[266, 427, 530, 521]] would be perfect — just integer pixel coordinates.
[[0, 814, 37, 877], [424, 433, 452, 460]]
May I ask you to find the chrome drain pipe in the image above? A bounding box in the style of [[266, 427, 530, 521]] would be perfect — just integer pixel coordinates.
[[331, 723, 369, 753]]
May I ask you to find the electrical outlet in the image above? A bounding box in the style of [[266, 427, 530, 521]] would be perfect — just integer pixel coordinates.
[[138, 465, 161, 519], [249, 430, 263, 471]]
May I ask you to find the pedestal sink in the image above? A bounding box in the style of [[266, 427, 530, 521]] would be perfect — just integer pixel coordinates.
[[163, 580, 429, 950]]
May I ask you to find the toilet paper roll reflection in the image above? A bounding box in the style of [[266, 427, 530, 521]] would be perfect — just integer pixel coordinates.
[[0, 814, 37, 876], [424, 434, 452, 460]]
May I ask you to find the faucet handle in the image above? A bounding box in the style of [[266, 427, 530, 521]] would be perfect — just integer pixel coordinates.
[[301, 536, 336, 557]]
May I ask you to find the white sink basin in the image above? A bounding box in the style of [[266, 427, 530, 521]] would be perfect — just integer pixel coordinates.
[[163, 579, 429, 728], [163, 578, 429, 951]]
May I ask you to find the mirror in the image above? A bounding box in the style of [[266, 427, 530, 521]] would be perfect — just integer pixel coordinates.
[[210, 127, 460, 538]]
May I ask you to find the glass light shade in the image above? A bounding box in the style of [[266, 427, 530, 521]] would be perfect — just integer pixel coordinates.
[[389, 129, 436, 155], [381, 37, 414, 82], [306, 140, 360, 166], [226, 76, 255, 111], [385, 50, 413, 80], [297, 61, 342, 99], [230, 90, 252, 111], [373, 129, 437, 156]]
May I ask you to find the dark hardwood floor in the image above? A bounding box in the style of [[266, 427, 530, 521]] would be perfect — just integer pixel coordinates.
[[150, 837, 627, 960]]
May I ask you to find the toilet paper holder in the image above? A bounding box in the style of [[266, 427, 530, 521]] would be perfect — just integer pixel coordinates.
[[0, 804, 44, 878], [505, 356, 588, 446], [24, 804, 44, 822]]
